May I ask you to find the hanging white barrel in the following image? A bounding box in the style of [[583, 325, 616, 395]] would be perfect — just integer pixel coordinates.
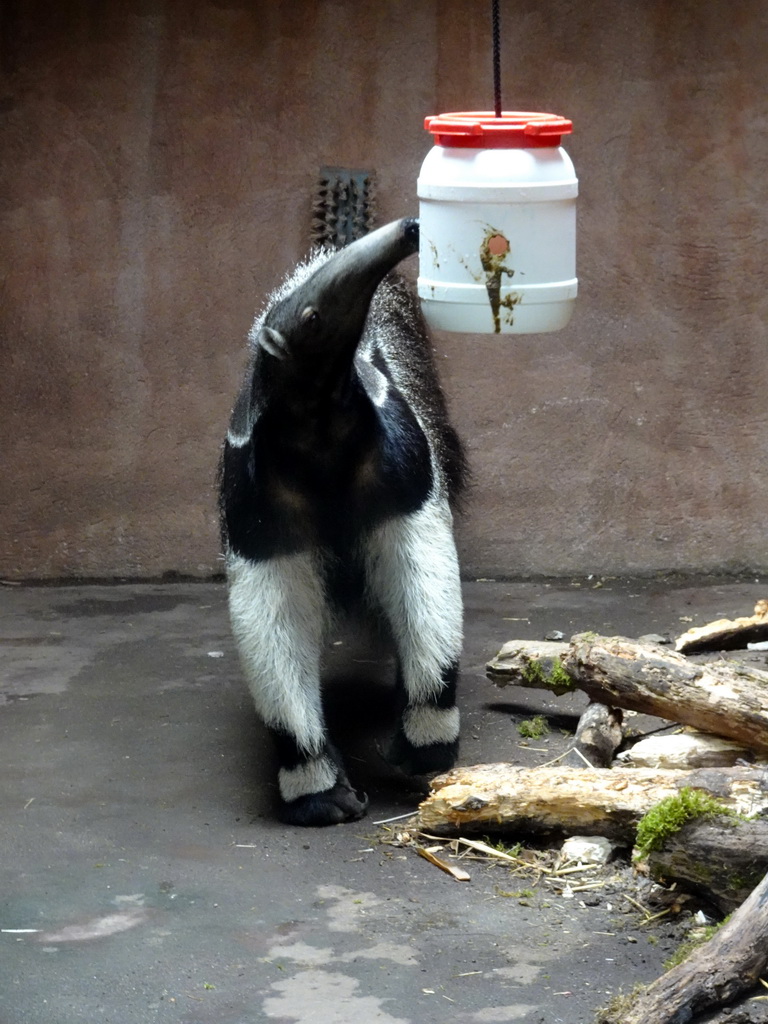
[[417, 112, 578, 334]]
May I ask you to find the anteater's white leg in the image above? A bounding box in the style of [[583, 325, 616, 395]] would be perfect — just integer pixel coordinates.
[[226, 550, 368, 825], [362, 497, 463, 775]]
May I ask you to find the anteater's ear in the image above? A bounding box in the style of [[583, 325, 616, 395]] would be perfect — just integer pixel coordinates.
[[256, 326, 288, 360]]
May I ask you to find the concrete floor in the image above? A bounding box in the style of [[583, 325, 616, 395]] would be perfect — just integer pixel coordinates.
[[1, 574, 766, 1024]]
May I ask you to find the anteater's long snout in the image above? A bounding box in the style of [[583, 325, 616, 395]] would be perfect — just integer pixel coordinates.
[[320, 217, 419, 294], [257, 218, 421, 365]]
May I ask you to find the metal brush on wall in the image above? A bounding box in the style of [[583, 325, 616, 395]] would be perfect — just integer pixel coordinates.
[[311, 167, 377, 248]]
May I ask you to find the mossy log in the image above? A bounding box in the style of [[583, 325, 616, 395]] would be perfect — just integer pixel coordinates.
[[646, 814, 768, 915], [563, 635, 768, 754], [416, 763, 768, 839], [486, 640, 573, 694], [597, 868, 768, 1024]]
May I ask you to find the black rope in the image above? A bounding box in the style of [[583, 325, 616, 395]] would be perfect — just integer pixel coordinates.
[[492, 0, 502, 117]]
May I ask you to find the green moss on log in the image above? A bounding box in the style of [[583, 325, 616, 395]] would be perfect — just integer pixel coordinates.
[[522, 656, 576, 694], [664, 919, 728, 970], [594, 984, 647, 1023], [635, 789, 737, 860]]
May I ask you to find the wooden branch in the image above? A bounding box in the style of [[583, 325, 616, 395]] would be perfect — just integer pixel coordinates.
[[416, 763, 768, 839], [570, 702, 624, 768], [597, 868, 768, 1024], [563, 635, 768, 754], [676, 599, 768, 654], [646, 814, 768, 914]]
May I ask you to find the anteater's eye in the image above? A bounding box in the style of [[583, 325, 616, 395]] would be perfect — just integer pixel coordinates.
[[301, 306, 319, 325]]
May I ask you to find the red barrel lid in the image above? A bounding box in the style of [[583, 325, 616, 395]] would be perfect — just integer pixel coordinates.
[[425, 111, 572, 148]]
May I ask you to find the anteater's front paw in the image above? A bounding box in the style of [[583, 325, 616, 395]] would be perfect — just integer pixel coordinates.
[[279, 782, 369, 827]]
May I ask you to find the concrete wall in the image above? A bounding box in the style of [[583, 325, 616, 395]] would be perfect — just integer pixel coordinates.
[[2, 0, 767, 579]]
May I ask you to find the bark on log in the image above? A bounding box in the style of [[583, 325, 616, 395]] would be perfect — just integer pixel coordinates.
[[646, 814, 768, 914], [563, 635, 768, 754], [676, 600, 768, 654], [597, 868, 768, 1024], [570, 702, 624, 768], [486, 640, 573, 694], [416, 763, 768, 839]]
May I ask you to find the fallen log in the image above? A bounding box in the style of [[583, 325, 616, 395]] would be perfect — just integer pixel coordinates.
[[597, 868, 768, 1024], [486, 643, 624, 766], [676, 599, 768, 654], [416, 763, 768, 839], [486, 639, 573, 694], [488, 635, 768, 756], [646, 813, 768, 914], [563, 635, 768, 754]]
